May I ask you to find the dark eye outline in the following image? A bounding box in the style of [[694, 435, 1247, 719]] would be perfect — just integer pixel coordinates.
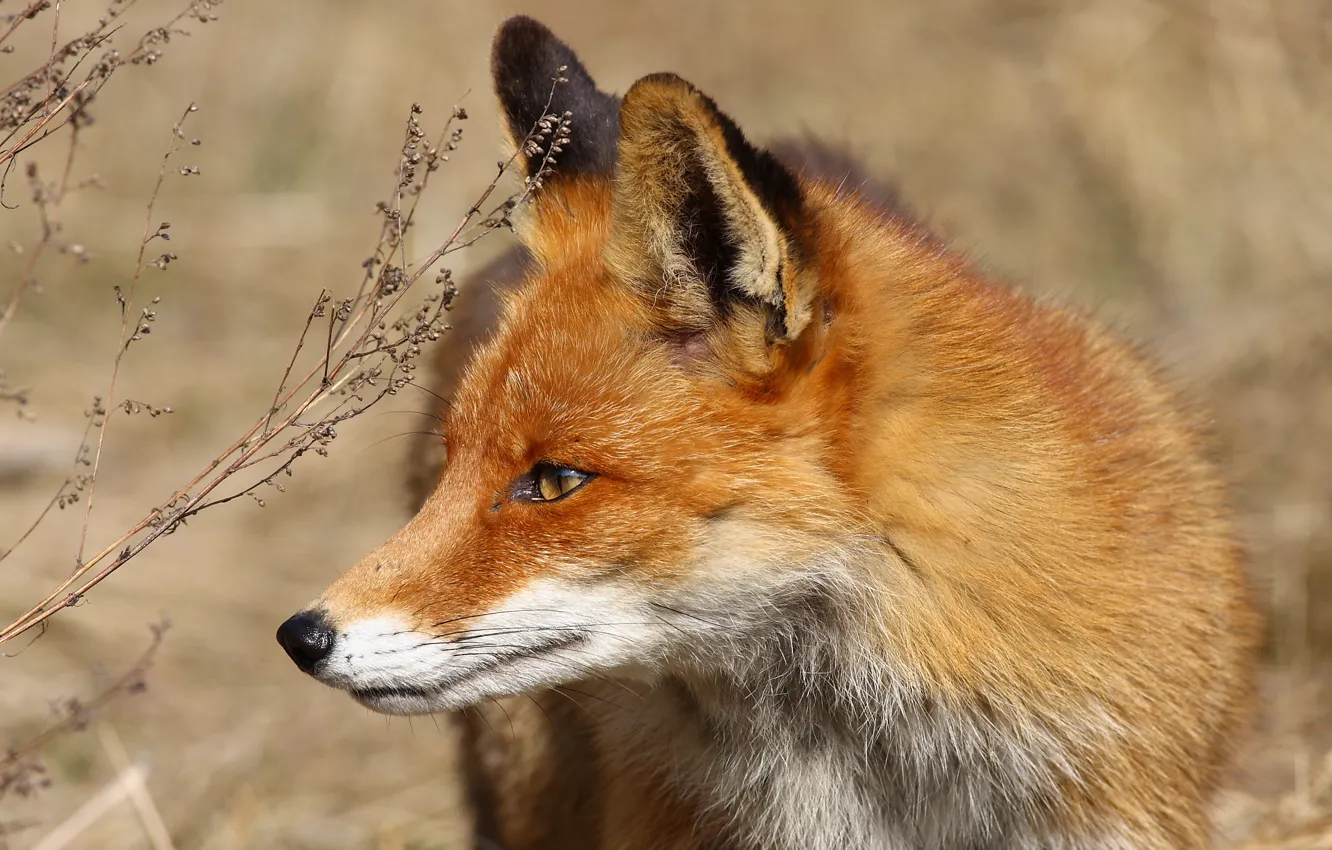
[[509, 461, 595, 504]]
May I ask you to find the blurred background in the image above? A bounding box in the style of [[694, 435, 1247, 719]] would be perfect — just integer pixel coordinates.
[[1, 0, 1329, 847]]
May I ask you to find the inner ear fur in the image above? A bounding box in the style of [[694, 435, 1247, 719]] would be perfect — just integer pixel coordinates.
[[608, 73, 817, 345]]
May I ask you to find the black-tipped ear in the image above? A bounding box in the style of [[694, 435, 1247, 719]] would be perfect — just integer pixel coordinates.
[[491, 16, 620, 182]]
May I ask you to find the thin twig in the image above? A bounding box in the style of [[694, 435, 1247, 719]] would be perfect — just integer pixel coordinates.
[[0, 73, 568, 645], [29, 764, 149, 850], [1, 621, 167, 800], [0, 0, 52, 52], [0, 123, 80, 339], [97, 724, 175, 850], [74, 103, 194, 566]]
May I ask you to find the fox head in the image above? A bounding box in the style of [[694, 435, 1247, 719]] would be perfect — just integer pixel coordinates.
[[277, 16, 878, 715]]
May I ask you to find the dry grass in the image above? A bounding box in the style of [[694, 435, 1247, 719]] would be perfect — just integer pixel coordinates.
[[1, 0, 1329, 847]]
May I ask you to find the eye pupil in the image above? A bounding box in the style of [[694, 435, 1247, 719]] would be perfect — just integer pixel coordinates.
[[538, 469, 562, 500]]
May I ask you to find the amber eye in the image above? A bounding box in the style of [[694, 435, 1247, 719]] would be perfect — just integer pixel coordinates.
[[512, 462, 593, 503]]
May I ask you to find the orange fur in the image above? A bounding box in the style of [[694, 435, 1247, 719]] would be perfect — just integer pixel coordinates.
[[282, 16, 1259, 850]]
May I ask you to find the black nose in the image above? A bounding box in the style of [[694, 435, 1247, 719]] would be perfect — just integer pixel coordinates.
[[276, 610, 335, 672]]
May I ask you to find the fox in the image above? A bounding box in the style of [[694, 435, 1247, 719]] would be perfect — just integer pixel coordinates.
[[277, 15, 1260, 850]]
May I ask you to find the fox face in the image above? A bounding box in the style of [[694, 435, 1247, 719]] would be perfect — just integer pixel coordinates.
[[277, 18, 865, 716]]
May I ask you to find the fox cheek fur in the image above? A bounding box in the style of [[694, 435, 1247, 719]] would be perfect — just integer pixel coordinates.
[[278, 15, 1260, 850]]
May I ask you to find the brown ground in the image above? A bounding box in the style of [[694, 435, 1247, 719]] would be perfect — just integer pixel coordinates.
[[2, 1, 1330, 848]]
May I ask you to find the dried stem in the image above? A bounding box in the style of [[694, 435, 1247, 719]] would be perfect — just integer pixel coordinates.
[[74, 102, 194, 565], [0, 123, 79, 340], [0, 621, 168, 802], [1, 0, 223, 342], [0, 68, 571, 646], [0, 0, 222, 183], [0, 0, 54, 52]]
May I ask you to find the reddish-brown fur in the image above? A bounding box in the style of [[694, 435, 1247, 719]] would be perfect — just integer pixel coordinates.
[[290, 17, 1259, 850]]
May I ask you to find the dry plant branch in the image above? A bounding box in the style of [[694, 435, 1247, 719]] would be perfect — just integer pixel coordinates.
[[0, 0, 222, 347], [0, 620, 168, 803], [74, 101, 196, 565], [0, 0, 222, 169], [0, 68, 573, 646], [0, 1, 57, 53], [0, 124, 83, 341], [27, 762, 150, 850], [96, 723, 174, 850]]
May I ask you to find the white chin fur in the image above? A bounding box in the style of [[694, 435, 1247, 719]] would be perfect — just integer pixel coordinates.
[[314, 578, 665, 715], [347, 642, 607, 714]]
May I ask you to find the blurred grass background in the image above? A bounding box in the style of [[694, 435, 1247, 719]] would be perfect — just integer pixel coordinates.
[[1, 0, 1329, 847]]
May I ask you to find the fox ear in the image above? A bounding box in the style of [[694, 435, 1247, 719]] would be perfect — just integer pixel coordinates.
[[491, 16, 620, 189], [607, 73, 816, 354]]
